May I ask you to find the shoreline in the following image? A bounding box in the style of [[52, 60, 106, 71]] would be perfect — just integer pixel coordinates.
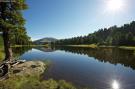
[[11, 44, 135, 50], [11, 44, 49, 47], [61, 44, 135, 50]]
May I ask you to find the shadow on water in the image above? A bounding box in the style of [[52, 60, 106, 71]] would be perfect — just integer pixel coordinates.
[[55, 46, 135, 70]]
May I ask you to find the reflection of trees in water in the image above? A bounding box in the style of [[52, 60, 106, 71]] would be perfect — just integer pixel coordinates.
[[56, 46, 135, 69], [12, 47, 32, 58]]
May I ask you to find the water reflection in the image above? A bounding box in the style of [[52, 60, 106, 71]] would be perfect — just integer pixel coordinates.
[[18, 46, 135, 89], [55, 46, 135, 70], [12, 46, 32, 58], [34, 46, 55, 52], [112, 80, 120, 89], [14, 46, 135, 70], [12, 46, 56, 59]]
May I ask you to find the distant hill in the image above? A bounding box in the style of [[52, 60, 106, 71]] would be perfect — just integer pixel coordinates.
[[33, 37, 57, 45]]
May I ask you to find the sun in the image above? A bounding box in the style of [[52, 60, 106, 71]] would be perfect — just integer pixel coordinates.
[[106, 0, 124, 12]]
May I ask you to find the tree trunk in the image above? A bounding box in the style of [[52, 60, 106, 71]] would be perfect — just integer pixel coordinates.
[[2, 30, 13, 61], [0, 3, 13, 61]]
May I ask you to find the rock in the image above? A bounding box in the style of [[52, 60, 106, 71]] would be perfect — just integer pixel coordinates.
[[11, 61, 46, 76]]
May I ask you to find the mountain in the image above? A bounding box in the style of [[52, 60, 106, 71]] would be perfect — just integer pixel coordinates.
[[33, 37, 57, 45]]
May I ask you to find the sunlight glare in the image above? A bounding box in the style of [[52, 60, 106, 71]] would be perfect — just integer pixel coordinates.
[[112, 80, 120, 89], [106, 0, 124, 12]]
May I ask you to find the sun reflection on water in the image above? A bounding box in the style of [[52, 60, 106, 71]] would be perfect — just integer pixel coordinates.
[[112, 80, 120, 89]]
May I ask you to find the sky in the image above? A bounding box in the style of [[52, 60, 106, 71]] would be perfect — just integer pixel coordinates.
[[24, 0, 135, 40]]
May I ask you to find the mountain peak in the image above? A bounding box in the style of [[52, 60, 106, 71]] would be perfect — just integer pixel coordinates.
[[33, 37, 57, 45]]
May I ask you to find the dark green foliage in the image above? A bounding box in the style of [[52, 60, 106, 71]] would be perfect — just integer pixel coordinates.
[[56, 21, 135, 46], [10, 28, 32, 45]]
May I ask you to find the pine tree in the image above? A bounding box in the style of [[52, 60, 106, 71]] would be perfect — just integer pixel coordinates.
[[0, 0, 28, 61]]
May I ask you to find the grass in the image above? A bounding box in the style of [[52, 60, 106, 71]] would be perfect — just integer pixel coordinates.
[[66, 44, 135, 50], [0, 75, 77, 89], [99, 45, 116, 48], [119, 46, 135, 50], [66, 44, 97, 48], [0, 45, 4, 61], [0, 36, 4, 61], [12, 44, 49, 47], [66, 44, 116, 48]]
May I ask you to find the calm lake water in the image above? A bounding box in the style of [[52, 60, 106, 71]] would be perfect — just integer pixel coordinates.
[[13, 46, 135, 89]]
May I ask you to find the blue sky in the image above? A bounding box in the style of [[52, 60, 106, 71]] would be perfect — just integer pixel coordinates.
[[24, 0, 135, 40]]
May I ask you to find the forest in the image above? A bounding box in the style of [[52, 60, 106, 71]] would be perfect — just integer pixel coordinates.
[[56, 21, 135, 46], [0, 30, 31, 46]]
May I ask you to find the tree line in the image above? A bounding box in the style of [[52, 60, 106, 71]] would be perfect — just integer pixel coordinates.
[[0, 29, 32, 46], [56, 21, 135, 46], [10, 28, 32, 45]]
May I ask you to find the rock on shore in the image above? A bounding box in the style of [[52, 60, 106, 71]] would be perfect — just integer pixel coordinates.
[[12, 61, 46, 76]]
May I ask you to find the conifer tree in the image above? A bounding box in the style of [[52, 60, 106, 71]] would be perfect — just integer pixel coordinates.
[[0, 0, 28, 61]]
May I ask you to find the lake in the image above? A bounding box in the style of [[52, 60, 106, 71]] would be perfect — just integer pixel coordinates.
[[13, 46, 135, 89]]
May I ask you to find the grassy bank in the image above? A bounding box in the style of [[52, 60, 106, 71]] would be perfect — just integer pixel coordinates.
[[0, 47, 4, 61], [119, 46, 135, 50], [0, 36, 4, 60], [66, 44, 97, 48], [0, 39, 4, 60], [65, 44, 115, 48], [65, 44, 116, 48], [0, 75, 76, 89], [12, 44, 49, 47], [65, 44, 135, 50]]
